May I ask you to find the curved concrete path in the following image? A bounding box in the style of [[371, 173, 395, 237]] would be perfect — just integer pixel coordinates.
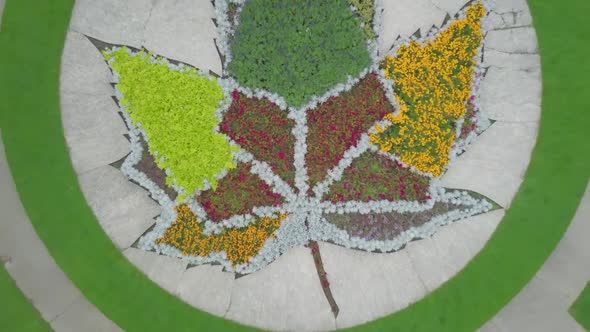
[[0, 131, 121, 332], [479, 181, 590, 332]]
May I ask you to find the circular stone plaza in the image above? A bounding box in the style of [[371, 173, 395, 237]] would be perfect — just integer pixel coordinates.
[[0, 0, 588, 331]]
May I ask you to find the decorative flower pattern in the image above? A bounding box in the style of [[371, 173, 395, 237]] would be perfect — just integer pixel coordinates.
[[97, 0, 497, 290]]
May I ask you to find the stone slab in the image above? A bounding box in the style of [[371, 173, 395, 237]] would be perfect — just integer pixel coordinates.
[[452, 121, 539, 178], [487, 8, 533, 30], [61, 92, 126, 139], [0, 132, 121, 330], [176, 264, 234, 317], [78, 166, 160, 250], [378, 0, 445, 55], [60, 31, 113, 96], [405, 209, 504, 291], [69, 0, 155, 49], [430, 0, 469, 15], [143, 0, 221, 75], [479, 66, 542, 122], [486, 26, 538, 54], [225, 246, 336, 332], [484, 49, 540, 71], [50, 295, 120, 332], [492, 0, 531, 14], [442, 159, 523, 209], [448, 209, 504, 254], [442, 121, 538, 208], [61, 91, 129, 175], [318, 242, 427, 329], [123, 247, 188, 294]]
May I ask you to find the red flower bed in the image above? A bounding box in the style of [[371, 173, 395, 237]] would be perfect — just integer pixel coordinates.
[[197, 162, 285, 222], [220, 91, 296, 186], [324, 152, 431, 203], [306, 73, 394, 188], [459, 95, 479, 140]]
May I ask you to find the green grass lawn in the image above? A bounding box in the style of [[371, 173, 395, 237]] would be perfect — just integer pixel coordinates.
[[0, 0, 588, 331], [570, 282, 590, 330], [0, 266, 52, 331]]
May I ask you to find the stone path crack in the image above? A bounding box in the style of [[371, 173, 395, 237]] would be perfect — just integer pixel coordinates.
[[223, 279, 235, 318], [490, 24, 533, 31], [48, 296, 81, 324], [485, 47, 538, 55], [139, 0, 157, 48], [405, 251, 430, 293], [484, 65, 539, 73], [425, 0, 446, 15]]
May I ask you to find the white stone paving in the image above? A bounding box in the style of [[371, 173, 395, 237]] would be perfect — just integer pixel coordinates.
[[225, 247, 336, 332], [484, 49, 540, 71], [319, 242, 428, 329], [441, 122, 539, 207], [486, 27, 538, 54], [60, 31, 131, 174], [442, 165, 523, 208], [69, 0, 155, 49], [379, 0, 448, 55], [143, 0, 222, 75], [176, 265, 235, 317], [78, 166, 160, 250], [456, 122, 538, 177], [61, 91, 130, 175], [58, 0, 544, 330], [405, 209, 504, 292], [430, 0, 469, 14], [479, 66, 542, 122], [60, 31, 113, 96], [492, 0, 531, 14], [319, 210, 502, 328], [123, 247, 188, 294]]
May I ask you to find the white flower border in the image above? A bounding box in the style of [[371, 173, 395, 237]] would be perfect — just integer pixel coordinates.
[[309, 185, 494, 252], [103, 0, 498, 274]]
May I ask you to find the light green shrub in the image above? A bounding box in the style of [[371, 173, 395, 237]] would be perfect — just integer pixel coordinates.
[[103, 48, 236, 201]]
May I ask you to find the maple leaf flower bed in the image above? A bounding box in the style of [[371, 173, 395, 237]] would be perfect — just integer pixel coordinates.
[[95, 0, 498, 317]]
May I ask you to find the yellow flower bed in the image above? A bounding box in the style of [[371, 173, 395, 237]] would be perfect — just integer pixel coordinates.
[[156, 205, 287, 265], [370, 2, 485, 176]]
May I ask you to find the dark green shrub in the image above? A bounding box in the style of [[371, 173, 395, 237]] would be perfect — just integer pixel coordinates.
[[228, 0, 371, 108]]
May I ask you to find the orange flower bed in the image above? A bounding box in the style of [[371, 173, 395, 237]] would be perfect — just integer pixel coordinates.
[[156, 205, 287, 265]]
